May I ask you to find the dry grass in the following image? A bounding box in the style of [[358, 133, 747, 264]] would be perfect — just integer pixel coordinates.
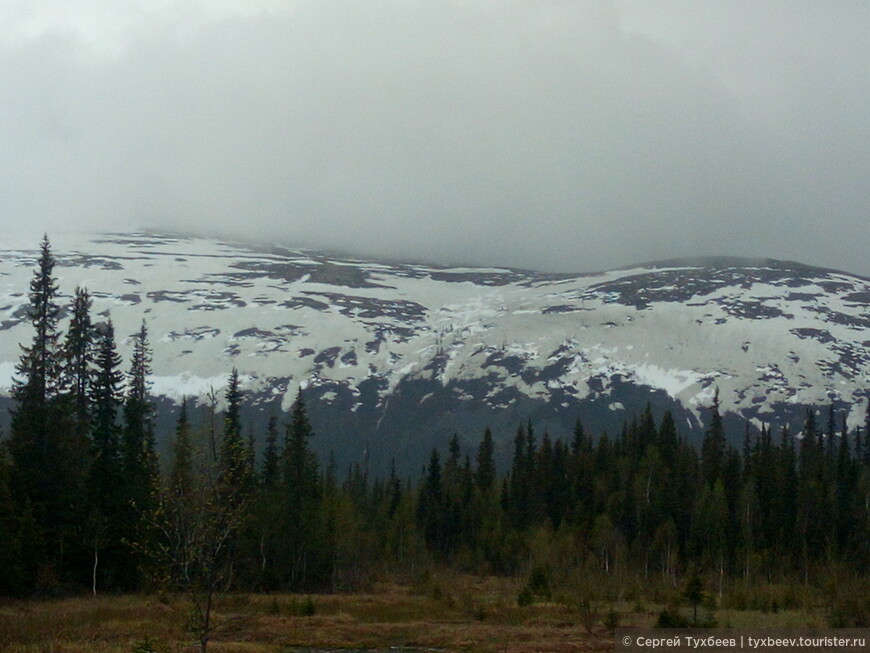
[[0, 573, 827, 653]]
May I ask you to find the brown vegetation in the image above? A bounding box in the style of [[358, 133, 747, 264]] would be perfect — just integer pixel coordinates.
[[0, 575, 611, 653], [0, 571, 846, 653]]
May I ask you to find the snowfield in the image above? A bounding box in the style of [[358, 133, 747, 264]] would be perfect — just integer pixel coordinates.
[[1, 232, 868, 434]]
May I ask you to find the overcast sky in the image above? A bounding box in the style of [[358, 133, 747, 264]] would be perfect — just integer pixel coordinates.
[[1, 1, 868, 274]]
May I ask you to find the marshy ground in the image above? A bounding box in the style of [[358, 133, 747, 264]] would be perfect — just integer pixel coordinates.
[[0, 573, 833, 653]]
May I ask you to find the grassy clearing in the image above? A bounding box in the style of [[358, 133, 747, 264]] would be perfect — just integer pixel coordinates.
[[0, 573, 833, 653]]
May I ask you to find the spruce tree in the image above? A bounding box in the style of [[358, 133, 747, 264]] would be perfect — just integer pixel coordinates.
[[169, 400, 195, 500], [701, 388, 726, 486], [87, 319, 127, 591], [797, 409, 829, 572], [60, 286, 95, 431], [387, 458, 402, 518], [834, 416, 855, 554], [12, 236, 62, 409], [8, 236, 71, 586], [571, 418, 595, 531], [55, 286, 95, 587], [475, 427, 496, 494], [418, 448, 444, 553], [261, 414, 280, 490], [283, 386, 317, 498], [122, 322, 159, 521], [218, 369, 251, 505], [279, 386, 324, 587], [508, 423, 532, 529]]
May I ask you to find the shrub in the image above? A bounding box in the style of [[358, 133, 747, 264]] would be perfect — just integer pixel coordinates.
[[656, 606, 690, 628], [827, 594, 870, 627], [578, 597, 601, 635], [517, 586, 534, 607], [603, 606, 620, 633], [131, 637, 161, 653], [527, 565, 552, 600]]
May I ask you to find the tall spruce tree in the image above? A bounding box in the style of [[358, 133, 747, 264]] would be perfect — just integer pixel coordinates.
[[476, 427, 496, 494], [169, 400, 195, 500], [701, 388, 726, 486], [60, 287, 95, 431], [119, 321, 159, 588], [122, 321, 159, 517], [54, 287, 95, 587], [87, 319, 127, 591], [417, 448, 444, 553], [261, 414, 280, 490], [8, 236, 70, 586], [279, 386, 324, 588], [218, 369, 251, 505]]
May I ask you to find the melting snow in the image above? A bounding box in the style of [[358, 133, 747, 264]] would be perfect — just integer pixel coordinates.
[[0, 233, 866, 425]]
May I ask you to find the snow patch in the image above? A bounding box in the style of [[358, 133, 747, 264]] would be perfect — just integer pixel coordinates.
[[631, 364, 703, 397], [150, 373, 230, 401]]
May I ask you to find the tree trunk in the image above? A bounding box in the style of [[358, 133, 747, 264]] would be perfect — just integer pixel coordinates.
[[200, 591, 213, 653], [92, 545, 98, 597]]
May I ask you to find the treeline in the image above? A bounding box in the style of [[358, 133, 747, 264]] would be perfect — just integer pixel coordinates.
[[2, 237, 870, 599]]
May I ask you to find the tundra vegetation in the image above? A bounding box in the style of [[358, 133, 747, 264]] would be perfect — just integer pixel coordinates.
[[2, 238, 870, 651]]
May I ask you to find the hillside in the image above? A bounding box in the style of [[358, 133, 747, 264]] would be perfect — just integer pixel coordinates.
[[1, 232, 868, 470]]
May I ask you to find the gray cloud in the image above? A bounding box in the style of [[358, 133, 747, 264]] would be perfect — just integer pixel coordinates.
[[1, 1, 868, 275]]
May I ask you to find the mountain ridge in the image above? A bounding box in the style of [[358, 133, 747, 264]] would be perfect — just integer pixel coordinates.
[[1, 232, 868, 472]]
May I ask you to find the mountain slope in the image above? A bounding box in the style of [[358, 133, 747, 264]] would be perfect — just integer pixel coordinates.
[[1, 233, 868, 470]]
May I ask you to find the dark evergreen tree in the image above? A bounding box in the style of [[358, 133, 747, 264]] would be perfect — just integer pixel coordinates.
[[122, 322, 159, 522], [87, 319, 127, 591], [11, 236, 62, 409], [387, 458, 402, 518], [283, 387, 318, 500], [797, 409, 830, 575], [6, 243, 91, 587], [545, 438, 569, 529], [475, 427, 496, 494], [508, 423, 532, 530], [657, 410, 679, 460], [261, 414, 280, 490], [218, 369, 251, 505], [701, 388, 726, 486], [570, 418, 594, 531], [833, 416, 855, 555], [60, 286, 95, 431], [168, 400, 195, 500], [277, 386, 325, 588], [8, 236, 65, 585], [774, 424, 798, 566], [417, 448, 444, 553]]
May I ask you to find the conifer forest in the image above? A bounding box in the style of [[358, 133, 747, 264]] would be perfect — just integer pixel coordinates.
[[2, 238, 870, 639]]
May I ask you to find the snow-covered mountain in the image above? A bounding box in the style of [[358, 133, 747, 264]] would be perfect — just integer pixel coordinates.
[[1, 233, 868, 470]]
